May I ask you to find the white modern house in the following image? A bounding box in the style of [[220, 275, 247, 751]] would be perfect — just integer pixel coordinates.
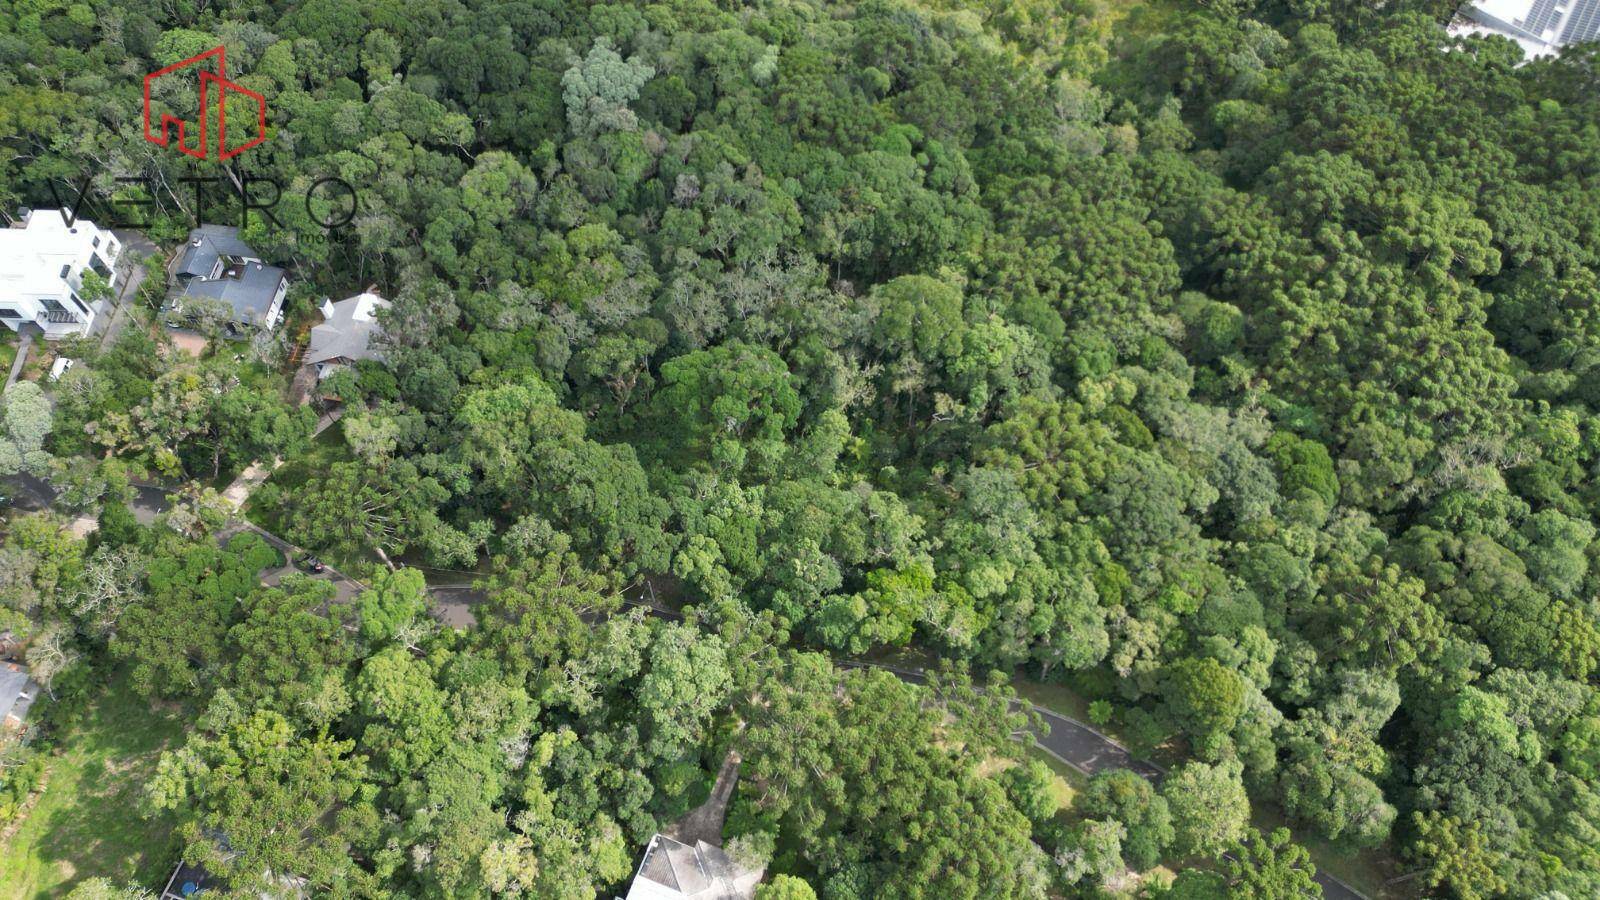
[[1454, 0, 1600, 57], [0, 208, 119, 339]]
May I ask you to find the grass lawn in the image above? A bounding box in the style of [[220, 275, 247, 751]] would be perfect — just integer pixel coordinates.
[[0, 334, 16, 379], [0, 681, 186, 898], [1250, 799, 1416, 899], [1025, 744, 1087, 813]]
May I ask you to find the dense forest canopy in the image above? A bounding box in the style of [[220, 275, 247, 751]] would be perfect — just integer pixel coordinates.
[[3, 0, 1600, 896]]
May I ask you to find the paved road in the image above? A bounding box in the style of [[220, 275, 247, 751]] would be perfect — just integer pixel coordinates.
[[842, 660, 1364, 900], [837, 660, 1161, 777], [3, 475, 1365, 899], [98, 230, 160, 350]]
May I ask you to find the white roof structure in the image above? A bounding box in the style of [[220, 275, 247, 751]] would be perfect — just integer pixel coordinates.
[[622, 835, 762, 900], [2, 212, 87, 294], [0, 209, 117, 338], [1455, 0, 1600, 57]]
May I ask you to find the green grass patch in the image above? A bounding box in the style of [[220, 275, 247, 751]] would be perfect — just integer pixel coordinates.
[[0, 334, 17, 379], [1249, 799, 1417, 899], [0, 680, 186, 898], [1025, 744, 1087, 814]]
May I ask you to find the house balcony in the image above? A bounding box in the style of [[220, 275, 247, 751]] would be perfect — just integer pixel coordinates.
[[38, 309, 80, 325]]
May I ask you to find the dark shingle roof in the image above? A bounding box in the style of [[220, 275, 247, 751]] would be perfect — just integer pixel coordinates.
[[180, 261, 285, 326], [173, 224, 257, 279]]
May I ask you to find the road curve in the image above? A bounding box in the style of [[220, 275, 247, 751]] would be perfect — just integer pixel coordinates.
[[839, 660, 1366, 900], [5, 476, 1366, 899]]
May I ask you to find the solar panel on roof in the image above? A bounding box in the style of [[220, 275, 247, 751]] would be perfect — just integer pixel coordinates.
[[1519, 0, 1565, 36], [1562, 0, 1600, 41]]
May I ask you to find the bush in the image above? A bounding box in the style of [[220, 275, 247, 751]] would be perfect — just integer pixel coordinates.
[[0, 754, 46, 821]]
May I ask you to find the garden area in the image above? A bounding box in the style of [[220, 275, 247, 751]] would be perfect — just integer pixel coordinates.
[[0, 681, 185, 898]]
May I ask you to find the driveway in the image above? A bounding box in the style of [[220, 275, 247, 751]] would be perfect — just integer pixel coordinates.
[[6, 474, 168, 525], [843, 659, 1367, 900], [97, 230, 160, 350]]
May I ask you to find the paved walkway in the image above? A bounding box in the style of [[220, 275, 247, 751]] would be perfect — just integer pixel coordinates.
[[5, 332, 32, 389], [219, 408, 343, 510], [96, 230, 159, 350], [666, 750, 741, 847]]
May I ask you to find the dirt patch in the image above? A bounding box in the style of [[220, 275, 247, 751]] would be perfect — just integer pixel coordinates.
[[169, 331, 208, 357]]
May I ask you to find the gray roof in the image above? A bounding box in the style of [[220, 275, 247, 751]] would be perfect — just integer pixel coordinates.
[[628, 835, 761, 900], [0, 663, 38, 729], [180, 260, 285, 326], [173, 224, 258, 280], [306, 292, 388, 368]]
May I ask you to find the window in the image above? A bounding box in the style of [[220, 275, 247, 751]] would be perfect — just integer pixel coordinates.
[[59, 264, 70, 279], [0, 308, 20, 319], [91, 235, 100, 248], [40, 297, 66, 313], [70, 292, 90, 315], [90, 254, 110, 278]]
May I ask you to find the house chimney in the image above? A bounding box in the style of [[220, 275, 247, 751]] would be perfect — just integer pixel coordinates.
[[320, 298, 336, 320]]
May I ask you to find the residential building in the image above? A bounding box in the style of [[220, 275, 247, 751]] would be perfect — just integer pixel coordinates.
[[168, 224, 287, 337], [0, 662, 39, 732], [159, 860, 219, 899], [620, 835, 763, 900], [305, 290, 389, 379], [159, 850, 306, 899], [0, 208, 119, 339], [1454, 0, 1600, 57]]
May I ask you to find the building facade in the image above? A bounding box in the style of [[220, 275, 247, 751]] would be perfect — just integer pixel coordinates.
[[1455, 0, 1600, 57], [0, 208, 119, 339]]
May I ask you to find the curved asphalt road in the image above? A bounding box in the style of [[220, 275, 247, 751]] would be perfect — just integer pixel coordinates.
[[842, 660, 1364, 900], [5, 474, 1363, 898]]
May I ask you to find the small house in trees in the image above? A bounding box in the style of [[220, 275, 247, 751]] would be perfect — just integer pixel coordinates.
[[159, 859, 220, 899], [0, 207, 119, 339], [619, 834, 763, 900], [159, 848, 307, 899], [304, 290, 389, 379], [0, 662, 39, 732], [167, 224, 287, 337]]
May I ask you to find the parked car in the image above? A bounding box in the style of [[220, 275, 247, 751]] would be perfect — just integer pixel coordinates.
[[299, 555, 325, 574], [48, 358, 74, 381]]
